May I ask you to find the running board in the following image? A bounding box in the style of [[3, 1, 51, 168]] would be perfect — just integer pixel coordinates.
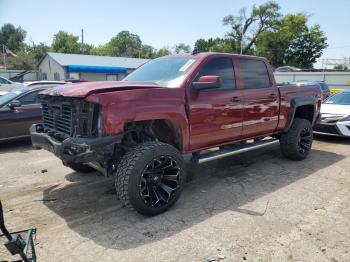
[[191, 139, 279, 164]]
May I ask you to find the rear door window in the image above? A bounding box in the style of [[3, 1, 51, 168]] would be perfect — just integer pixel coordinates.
[[239, 59, 270, 89]]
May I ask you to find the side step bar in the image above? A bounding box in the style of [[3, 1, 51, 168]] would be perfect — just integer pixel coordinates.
[[191, 139, 279, 164]]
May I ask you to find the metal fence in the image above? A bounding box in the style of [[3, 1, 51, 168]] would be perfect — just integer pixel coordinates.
[[274, 71, 350, 90], [0, 69, 38, 82]]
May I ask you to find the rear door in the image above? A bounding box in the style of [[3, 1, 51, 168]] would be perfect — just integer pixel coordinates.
[[188, 56, 243, 150], [238, 58, 279, 138], [0, 89, 43, 139]]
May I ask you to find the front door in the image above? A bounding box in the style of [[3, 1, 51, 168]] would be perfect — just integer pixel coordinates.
[[188, 57, 243, 150]]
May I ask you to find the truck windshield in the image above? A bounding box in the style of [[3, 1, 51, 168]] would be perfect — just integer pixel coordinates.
[[124, 57, 198, 87]]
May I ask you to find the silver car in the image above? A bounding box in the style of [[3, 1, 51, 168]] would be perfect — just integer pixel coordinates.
[[0, 76, 15, 96], [313, 90, 350, 137]]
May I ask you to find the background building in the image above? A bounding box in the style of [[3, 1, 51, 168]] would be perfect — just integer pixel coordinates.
[[274, 71, 350, 90], [38, 52, 149, 81]]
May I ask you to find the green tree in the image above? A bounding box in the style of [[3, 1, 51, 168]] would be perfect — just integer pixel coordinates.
[[51, 31, 80, 53], [0, 51, 35, 70], [334, 64, 348, 70], [89, 44, 111, 56], [25, 42, 50, 63], [223, 1, 281, 54], [0, 23, 26, 51], [81, 43, 93, 54], [174, 43, 191, 54], [140, 44, 156, 59], [256, 14, 327, 68], [155, 47, 171, 57], [256, 13, 308, 66], [194, 39, 209, 52], [284, 25, 328, 68], [107, 30, 142, 57], [90, 31, 159, 58], [194, 38, 235, 53]]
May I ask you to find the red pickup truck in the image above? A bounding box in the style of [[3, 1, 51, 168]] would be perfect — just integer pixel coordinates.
[[30, 53, 322, 215]]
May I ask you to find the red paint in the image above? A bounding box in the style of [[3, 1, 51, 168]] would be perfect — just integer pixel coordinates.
[[196, 75, 221, 83], [47, 53, 322, 154]]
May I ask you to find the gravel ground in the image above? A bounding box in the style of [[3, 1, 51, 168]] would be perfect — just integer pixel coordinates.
[[0, 136, 349, 262]]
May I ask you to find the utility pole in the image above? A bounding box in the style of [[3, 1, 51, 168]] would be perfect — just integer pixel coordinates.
[[2, 44, 7, 70], [240, 18, 245, 54], [81, 29, 84, 54]]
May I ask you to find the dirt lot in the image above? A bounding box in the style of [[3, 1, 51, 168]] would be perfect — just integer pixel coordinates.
[[0, 136, 349, 262]]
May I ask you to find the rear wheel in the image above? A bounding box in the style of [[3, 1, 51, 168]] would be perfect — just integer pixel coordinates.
[[280, 118, 313, 160], [115, 141, 186, 216], [68, 163, 95, 173]]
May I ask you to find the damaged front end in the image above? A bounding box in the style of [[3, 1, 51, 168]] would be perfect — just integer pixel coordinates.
[[30, 96, 121, 174]]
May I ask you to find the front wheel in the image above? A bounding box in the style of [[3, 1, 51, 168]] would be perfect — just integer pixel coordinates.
[[280, 118, 313, 160], [115, 141, 186, 216]]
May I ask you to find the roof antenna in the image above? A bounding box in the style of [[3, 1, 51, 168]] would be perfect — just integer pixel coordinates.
[[192, 47, 199, 55]]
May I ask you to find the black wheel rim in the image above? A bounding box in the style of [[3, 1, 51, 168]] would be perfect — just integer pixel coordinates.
[[139, 156, 181, 207], [298, 127, 312, 154]]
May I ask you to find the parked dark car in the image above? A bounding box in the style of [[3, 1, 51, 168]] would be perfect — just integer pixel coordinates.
[[0, 83, 62, 141], [297, 81, 331, 100]]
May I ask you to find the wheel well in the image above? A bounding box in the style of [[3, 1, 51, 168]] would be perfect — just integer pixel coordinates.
[[123, 120, 182, 150], [294, 105, 314, 124]]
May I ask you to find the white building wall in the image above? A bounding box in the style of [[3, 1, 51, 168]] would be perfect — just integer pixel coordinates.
[[80, 73, 107, 81], [38, 54, 138, 82], [38, 56, 65, 81], [274, 72, 350, 89]]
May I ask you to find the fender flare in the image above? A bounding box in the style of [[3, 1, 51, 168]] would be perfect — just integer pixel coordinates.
[[284, 96, 317, 132]]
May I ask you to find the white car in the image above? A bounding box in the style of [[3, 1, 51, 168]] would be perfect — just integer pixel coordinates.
[[314, 90, 350, 137], [0, 76, 15, 96], [24, 81, 68, 86]]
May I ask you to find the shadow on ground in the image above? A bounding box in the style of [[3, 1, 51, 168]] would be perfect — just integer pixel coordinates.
[[42, 145, 345, 250], [314, 133, 350, 145], [0, 138, 32, 154]]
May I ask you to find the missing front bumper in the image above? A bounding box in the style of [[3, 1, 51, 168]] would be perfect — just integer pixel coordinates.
[[30, 124, 122, 164]]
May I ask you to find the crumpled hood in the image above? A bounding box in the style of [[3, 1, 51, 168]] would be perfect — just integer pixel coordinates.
[[39, 81, 161, 98]]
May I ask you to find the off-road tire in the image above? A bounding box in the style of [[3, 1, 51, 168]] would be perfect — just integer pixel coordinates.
[[68, 163, 95, 173], [280, 118, 313, 160], [115, 141, 186, 216]]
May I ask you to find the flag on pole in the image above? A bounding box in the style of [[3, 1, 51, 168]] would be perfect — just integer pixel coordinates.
[[4, 46, 17, 57]]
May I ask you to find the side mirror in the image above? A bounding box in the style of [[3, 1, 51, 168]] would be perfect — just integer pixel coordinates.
[[8, 100, 22, 110], [192, 75, 221, 91]]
